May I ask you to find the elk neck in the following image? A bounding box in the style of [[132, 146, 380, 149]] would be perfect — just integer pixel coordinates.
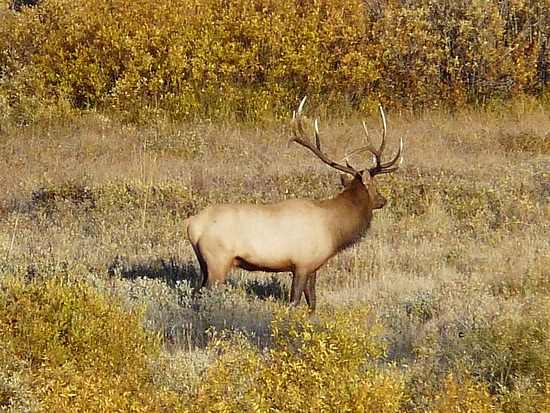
[[321, 177, 375, 252]]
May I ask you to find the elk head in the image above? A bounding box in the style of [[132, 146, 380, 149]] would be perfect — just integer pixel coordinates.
[[289, 96, 403, 214]]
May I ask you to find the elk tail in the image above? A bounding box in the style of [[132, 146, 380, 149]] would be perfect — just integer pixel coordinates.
[[182, 217, 191, 236]]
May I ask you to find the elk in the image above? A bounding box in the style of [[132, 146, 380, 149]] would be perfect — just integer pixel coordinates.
[[184, 97, 403, 311]]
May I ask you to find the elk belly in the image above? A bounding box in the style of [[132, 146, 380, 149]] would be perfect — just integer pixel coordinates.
[[232, 256, 294, 273], [232, 229, 301, 273]]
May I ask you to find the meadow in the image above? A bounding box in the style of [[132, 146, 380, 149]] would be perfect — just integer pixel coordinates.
[[0, 97, 548, 412], [1, 0, 549, 411]]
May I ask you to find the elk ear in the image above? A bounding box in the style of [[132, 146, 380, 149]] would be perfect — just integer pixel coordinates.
[[340, 174, 354, 188]]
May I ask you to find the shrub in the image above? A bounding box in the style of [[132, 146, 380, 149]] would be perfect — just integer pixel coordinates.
[[432, 374, 499, 413], [189, 307, 408, 412], [0, 266, 181, 412], [403, 292, 549, 412], [0, 0, 548, 123], [464, 302, 549, 412]]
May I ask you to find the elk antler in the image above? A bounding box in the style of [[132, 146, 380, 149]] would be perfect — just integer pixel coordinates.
[[291, 97, 403, 177], [290, 96, 360, 176], [341, 105, 403, 176]]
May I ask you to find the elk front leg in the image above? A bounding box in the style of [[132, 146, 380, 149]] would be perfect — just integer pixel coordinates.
[[303, 272, 317, 312], [290, 270, 310, 308], [290, 269, 317, 310]]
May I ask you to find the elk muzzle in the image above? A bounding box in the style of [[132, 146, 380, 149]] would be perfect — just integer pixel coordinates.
[[373, 193, 387, 209]]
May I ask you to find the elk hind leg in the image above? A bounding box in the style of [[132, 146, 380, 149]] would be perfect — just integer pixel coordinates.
[[191, 244, 209, 296], [200, 248, 233, 290]]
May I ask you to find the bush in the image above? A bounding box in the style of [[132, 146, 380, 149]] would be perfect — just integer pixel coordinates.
[[189, 307, 408, 412], [0, 0, 548, 123], [0, 266, 181, 412], [403, 292, 549, 412], [432, 374, 499, 413]]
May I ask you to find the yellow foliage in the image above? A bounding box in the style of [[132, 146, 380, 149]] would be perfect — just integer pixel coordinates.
[[189, 308, 408, 412], [432, 374, 500, 413], [0, 268, 182, 412], [0, 0, 548, 123]]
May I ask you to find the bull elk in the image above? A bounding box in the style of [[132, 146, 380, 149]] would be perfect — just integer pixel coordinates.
[[184, 97, 403, 311]]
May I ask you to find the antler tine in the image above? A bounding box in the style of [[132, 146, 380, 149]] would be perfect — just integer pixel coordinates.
[[337, 120, 378, 164], [290, 96, 358, 176], [381, 137, 403, 170], [314, 119, 321, 150], [294, 95, 308, 137], [336, 120, 380, 168], [362, 120, 381, 158], [378, 104, 387, 156], [361, 105, 386, 156], [290, 96, 307, 146], [374, 137, 403, 174], [338, 106, 403, 176]]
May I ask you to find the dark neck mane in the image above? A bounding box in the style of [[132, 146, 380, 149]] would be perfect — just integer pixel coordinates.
[[321, 179, 374, 252]]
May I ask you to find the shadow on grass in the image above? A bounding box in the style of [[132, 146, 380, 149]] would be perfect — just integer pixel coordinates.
[[109, 256, 289, 303], [109, 257, 198, 288], [243, 276, 289, 303]]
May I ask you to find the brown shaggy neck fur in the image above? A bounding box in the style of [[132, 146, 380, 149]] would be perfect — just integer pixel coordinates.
[[322, 177, 374, 252]]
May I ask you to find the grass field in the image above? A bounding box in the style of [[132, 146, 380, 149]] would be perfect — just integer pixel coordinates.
[[0, 98, 548, 411]]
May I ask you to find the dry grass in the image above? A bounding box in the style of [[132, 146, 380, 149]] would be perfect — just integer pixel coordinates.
[[0, 99, 548, 411]]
